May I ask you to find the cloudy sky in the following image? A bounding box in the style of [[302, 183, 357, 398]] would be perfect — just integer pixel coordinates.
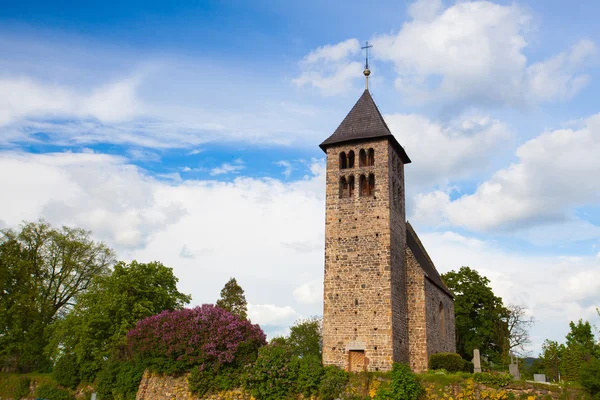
[[1, 0, 599, 353]]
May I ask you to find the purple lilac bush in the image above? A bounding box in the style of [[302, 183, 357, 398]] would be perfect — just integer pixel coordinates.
[[127, 304, 266, 374]]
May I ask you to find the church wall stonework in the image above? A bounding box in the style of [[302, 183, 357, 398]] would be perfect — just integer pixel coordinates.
[[322, 138, 408, 372], [406, 247, 428, 372], [424, 279, 456, 359]]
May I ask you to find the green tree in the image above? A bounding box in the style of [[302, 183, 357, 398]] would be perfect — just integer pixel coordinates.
[[561, 319, 598, 380], [288, 316, 323, 358], [216, 277, 247, 320], [0, 220, 114, 371], [441, 267, 508, 363], [540, 339, 563, 382], [49, 260, 191, 381]]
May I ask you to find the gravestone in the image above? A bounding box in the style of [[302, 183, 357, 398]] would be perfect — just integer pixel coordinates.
[[91, 393, 97, 400], [534, 374, 547, 383], [509, 363, 520, 379], [472, 349, 482, 373]]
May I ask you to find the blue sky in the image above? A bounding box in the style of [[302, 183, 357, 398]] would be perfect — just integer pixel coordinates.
[[1, 0, 599, 354]]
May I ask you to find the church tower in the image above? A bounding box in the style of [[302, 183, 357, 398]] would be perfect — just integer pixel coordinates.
[[320, 86, 412, 372]]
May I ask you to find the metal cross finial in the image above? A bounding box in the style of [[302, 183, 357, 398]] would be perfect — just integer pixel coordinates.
[[361, 41, 373, 89], [361, 41, 373, 69]]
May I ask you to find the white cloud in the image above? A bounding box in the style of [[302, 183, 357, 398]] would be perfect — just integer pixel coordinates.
[[294, 1, 595, 106], [276, 161, 293, 178], [293, 281, 323, 305], [248, 304, 300, 327], [0, 75, 142, 127], [292, 38, 363, 96], [209, 159, 245, 176], [385, 112, 511, 188], [443, 113, 600, 231]]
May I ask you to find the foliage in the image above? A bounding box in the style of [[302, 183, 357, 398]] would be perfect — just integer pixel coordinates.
[[561, 319, 599, 381], [0, 220, 114, 372], [579, 358, 600, 396], [95, 359, 145, 400], [288, 316, 323, 358], [429, 353, 465, 373], [291, 355, 323, 398], [463, 360, 475, 373], [15, 376, 30, 399], [441, 267, 509, 364], [128, 304, 266, 374], [35, 383, 75, 400], [188, 364, 244, 397], [216, 277, 248, 320], [318, 365, 349, 400], [53, 354, 80, 389], [473, 372, 513, 387], [540, 339, 563, 382], [243, 343, 296, 400], [49, 260, 190, 382], [374, 362, 423, 400]]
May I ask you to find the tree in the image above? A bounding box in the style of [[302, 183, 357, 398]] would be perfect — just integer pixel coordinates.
[[506, 304, 535, 356], [540, 339, 563, 382], [288, 316, 323, 358], [0, 220, 114, 371], [216, 277, 247, 320], [441, 267, 508, 363], [49, 260, 191, 381], [561, 319, 598, 380]]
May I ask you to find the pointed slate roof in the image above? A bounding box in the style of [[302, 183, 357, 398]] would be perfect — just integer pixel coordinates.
[[319, 89, 411, 163], [406, 222, 453, 298]]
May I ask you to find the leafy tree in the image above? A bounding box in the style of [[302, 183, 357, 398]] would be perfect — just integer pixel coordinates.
[[216, 277, 248, 320], [540, 339, 563, 382], [0, 220, 114, 371], [561, 319, 598, 380], [288, 316, 323, 358], [441, 267, 508, 363], [49, 260, 191, 381]]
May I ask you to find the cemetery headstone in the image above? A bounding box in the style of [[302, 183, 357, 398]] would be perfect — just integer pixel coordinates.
[[472, 348, 482, 373]]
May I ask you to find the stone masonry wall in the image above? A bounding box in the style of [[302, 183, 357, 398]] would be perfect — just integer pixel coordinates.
[[405, 247, 428, 372], [424, 279, 456, 359], [322, 138, 408, 372]]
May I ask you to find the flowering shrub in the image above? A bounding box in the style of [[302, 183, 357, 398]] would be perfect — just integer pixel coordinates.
[[127, 304, 266, 374]]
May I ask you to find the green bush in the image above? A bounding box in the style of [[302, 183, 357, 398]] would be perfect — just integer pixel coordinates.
[[429, 353, 465, 373], [580, 358, 600, 396], [15, 376, 31, 399], [35, 383, 75, 400], [243, 344, 296, 400], [463, 360, 475, 373], [53, 354, 81, 389], [318, 365, 349, 400], [473, 371, 513, 387], [374, 362, 423, 400], [291, 355, 323, 398], [96, 359, 145, 400], [188, 364, 243, 396]]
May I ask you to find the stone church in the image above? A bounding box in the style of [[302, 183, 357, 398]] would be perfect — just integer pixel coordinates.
[[320, 86, 456, 373]]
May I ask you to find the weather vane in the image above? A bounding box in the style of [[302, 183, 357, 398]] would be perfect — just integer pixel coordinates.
[[361, 41, 373, 90]]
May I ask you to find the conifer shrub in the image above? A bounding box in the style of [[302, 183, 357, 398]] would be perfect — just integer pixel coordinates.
[[53, 354, 81, 389], [429, 353, 466, 373], [318, 365, 349, 400], [127, 304, 266, 375], [243, 343, 297, 400], [579, 358, 600, 397], [374, 362, 423, 400], [95, 359, 145, 400]]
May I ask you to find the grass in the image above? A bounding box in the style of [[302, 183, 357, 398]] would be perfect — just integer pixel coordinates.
[[0, 372, 56, 398]]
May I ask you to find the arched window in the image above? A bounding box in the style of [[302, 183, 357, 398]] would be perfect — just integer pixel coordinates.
[[367, 148, 375, 166], [439, 301, 446, 337], [359, 175, 368, 197], [348, 150, 355, 168], [339, 177, 348, 198], [368, 174, 375, 196], [340, 152, 347, 169], [359, 149, 367, 167], [348, 175, 355, 197]]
